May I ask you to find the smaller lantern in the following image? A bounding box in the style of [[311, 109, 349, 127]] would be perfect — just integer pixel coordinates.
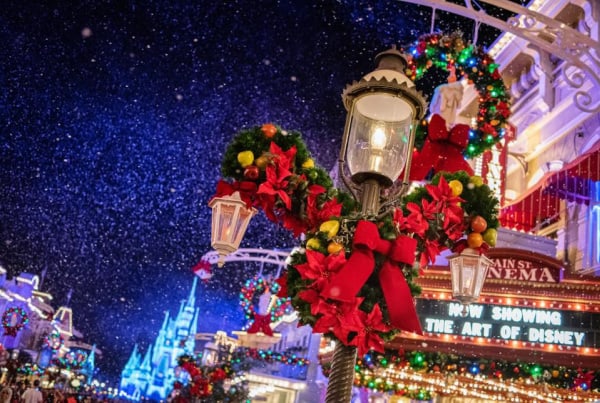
[[448, 248, 492, 309], [209, 192, 256, 267]]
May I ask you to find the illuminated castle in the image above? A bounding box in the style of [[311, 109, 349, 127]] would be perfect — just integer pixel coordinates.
[[119, 278, 199, 401]]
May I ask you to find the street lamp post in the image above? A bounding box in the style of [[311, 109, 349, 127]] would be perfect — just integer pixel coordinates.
[[208, 46, 496, 403], [326, 46, 427, 403]]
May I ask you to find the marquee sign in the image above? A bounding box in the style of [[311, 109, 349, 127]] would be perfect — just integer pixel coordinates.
[[484, 248, 564, 284], [418, 299, 599, 348]]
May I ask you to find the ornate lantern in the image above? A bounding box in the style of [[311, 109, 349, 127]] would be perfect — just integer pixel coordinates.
[[448, 247, 492, 307], [209, 192, 256, 267], [339, 46, 427, 214]]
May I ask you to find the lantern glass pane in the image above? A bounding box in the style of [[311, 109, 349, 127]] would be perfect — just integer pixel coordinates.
[[346, 93, 414, 181], [218, 204, 236, 243], [450, 261, 461, 294], [461, 256, 479, 295], [474, 260, 490, 297], [233, 207, 253, 246]]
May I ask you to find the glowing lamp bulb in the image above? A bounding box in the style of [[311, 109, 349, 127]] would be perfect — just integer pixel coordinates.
[[370, 126, 387, 150]]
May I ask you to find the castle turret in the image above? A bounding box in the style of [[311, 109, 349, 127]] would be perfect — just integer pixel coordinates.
[[119, 279, 200, 401], [80, 345, 96, 385]]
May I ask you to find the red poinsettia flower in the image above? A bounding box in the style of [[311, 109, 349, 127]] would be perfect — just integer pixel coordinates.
[[392, 207, 409, 231], [298, 288, 320, 309], [305, 184, 342, 230], [255, 193, 278, 223], [257, 164, 293, 210], [275, 275, 288, 298], [419, 239, 444, 268], [442, 205, 466, 240], [314, 198, 342, 227], [443, 203, 464, 227], [444, 220, 467, 241], [313, 298, 363, 342], [349, 304, 391, 355], [295, 249, 347, 292], [420, 198, 439, 220], [270, 142, 297, 171], [425, 176, 461, 206], [281, 212, 308, 237], [257, 142, 298, 210], [405, 202, 429, 237]]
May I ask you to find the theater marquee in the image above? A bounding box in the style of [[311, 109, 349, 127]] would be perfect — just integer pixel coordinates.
[[418, 299, 599, 348]]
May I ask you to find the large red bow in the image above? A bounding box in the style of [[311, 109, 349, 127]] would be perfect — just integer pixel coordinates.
[[410, 114, 474, 180], [211, 179, 258, 208], [321, 220, 422, 334], [247, 313, 273, 336]]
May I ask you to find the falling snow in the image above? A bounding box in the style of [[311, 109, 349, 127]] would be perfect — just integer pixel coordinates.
[[0, 0, 504, 382]]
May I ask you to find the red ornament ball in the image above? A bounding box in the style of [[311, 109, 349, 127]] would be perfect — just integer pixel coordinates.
[[244, 165, 260, 180]]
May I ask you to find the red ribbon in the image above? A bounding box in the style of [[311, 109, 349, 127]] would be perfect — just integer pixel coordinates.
[[212, 179, 258, 208], [321, 220, 422, 334], [3, 327, 18, 337], [410, 114, 474, 181], [247, 313, 273, 336]]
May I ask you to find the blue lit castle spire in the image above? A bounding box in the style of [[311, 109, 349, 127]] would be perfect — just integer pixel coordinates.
[[119, 278, 199, 401]]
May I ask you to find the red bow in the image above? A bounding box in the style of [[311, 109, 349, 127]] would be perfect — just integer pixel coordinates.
[[3, 327, 18, 337], [247, 313, 273, 336], [321, 220, 422, 335], [212, 179, 258, 208], [410, 114, 474, 180]]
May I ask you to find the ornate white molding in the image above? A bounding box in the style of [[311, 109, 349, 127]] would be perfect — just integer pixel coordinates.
[[399, 0, 600, 113]]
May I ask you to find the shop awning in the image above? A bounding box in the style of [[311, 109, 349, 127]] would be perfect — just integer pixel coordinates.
[[500, 141, 599, 232]]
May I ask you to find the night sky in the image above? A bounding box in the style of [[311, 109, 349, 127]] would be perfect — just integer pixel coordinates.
[[0, 1, 508, 382]]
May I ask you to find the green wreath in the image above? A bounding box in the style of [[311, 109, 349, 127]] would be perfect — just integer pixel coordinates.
[[406, 32, 512, 158], [240, 275, 292, 326], [44, 330, 65, 351], [2, 306, 29, 336]]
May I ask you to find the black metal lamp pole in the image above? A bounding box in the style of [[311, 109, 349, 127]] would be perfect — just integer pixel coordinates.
[[325, 47, 427, 403]]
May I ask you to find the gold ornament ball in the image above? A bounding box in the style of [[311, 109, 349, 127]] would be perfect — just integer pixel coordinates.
[[470, 175, 484, 187], [255, 155, 270, 169], [327, 242, 344, 255], [302, 158, 315, 169], [448, 180, 464, 196], [319, 220, 340, 239], [306, 238, 322, 250], [237, 150, 254, 168]]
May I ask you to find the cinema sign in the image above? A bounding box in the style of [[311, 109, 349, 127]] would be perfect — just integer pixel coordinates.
[[484, 248, 564, 284]]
